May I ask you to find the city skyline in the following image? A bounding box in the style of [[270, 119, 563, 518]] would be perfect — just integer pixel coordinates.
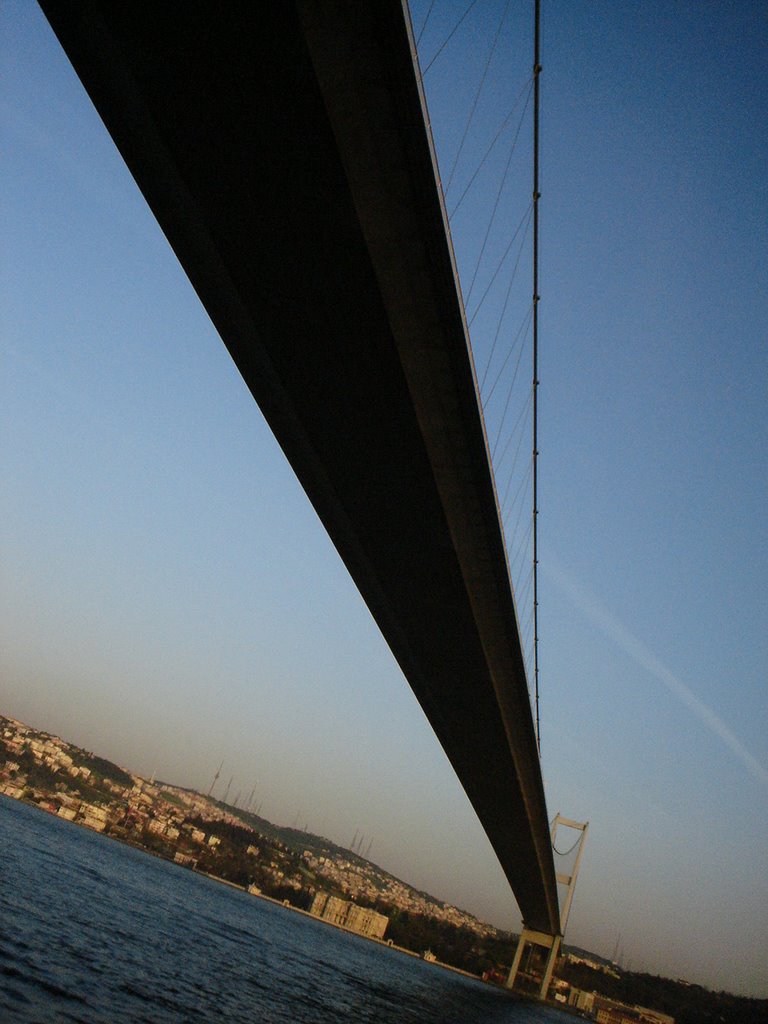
[[2, 0, 766, 998]]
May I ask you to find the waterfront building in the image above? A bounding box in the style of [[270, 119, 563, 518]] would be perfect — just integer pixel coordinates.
[[568, 989, 596, 1012], [80, 813, 107, 832], [591, 994, 675, 1024], [344, 903, 389, 939], [310, 891, 388, 939]]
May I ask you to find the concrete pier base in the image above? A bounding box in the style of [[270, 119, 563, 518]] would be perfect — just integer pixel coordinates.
[[505, 928, 561, 1000]]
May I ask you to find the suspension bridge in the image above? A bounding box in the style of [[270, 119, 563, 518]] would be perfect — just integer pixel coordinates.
[[40, 0, 577, 977]]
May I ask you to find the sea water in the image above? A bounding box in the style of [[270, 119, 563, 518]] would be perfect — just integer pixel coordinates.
[[0, 796, 570, 1023]]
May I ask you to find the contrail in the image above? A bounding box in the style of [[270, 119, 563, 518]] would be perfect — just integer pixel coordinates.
[[546, 556, 767, 788]]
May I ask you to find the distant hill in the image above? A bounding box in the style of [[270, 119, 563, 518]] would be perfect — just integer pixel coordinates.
[[208, 798, 459, 913]]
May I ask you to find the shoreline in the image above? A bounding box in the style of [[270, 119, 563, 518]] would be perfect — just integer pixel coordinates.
[[195, 868, 486, 984]]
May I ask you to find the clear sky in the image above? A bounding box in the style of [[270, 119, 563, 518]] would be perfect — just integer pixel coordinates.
[[2, 0, 766, 998]]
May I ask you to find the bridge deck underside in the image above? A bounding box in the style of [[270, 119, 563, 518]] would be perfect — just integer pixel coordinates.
[[40, 0, 560, 935]]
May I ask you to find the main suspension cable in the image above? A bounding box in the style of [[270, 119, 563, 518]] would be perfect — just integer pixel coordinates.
[[532, 0, 542, 756], [553, 835, 582, 858]]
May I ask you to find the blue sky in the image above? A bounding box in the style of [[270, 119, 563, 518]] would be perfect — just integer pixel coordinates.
[[2, 0, 766, 997]]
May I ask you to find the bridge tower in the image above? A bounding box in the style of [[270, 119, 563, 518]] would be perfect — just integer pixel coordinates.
[[506, 814, 589, 1000]]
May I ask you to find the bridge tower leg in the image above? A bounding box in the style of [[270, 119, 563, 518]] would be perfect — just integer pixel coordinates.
[[505, 933, 526, 989], [539, 934, 561, 998]]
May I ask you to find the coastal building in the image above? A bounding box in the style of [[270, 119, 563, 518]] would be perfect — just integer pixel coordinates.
[[638, 1011, 675, 1024], [312, 893, 350, 926], [344, 903, 389, 939], [310, 891, 388, 939], [592, 995, 675, 1024], [80, 813, 107, 832], [78, 802, 110, 832], [568, 989, 596, 1013]]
